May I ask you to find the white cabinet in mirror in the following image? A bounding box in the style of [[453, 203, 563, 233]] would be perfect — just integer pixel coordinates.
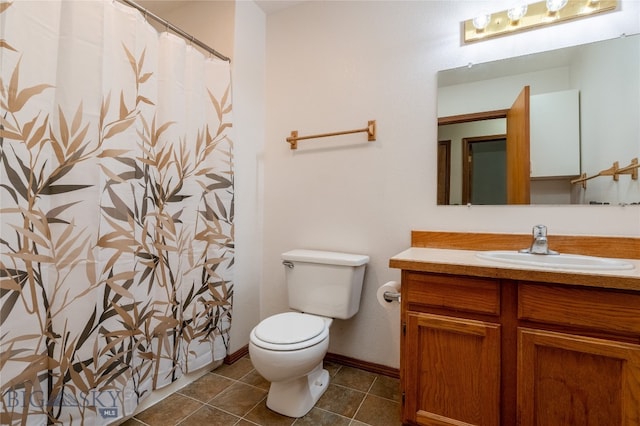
[[530, 90, 580, 178], [437, 34, 639, 206]]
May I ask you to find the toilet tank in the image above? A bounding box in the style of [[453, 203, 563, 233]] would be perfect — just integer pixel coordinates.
[[282, 249, 369, 320]]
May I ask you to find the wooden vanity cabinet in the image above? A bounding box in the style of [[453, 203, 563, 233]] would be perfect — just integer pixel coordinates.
[[400, 270, 640, 426], [401, 271, 506, 425], [404, 311, 501, 425], [517, 328, 640, 425], [517, 283, 640, 426]]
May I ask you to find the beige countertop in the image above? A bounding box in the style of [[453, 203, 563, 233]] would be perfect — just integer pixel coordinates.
[[390, 247, 640, 292]]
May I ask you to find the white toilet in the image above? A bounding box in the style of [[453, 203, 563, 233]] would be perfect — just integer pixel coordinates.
[[249, 249, 369, 418]]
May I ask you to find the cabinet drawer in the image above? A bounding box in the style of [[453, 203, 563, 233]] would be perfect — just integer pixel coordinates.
[[405, 272, 500, 316], [519, 283, 640, 335]]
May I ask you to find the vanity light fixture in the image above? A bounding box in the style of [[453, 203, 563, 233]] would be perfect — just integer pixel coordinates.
[[463, 0, 617, 43]]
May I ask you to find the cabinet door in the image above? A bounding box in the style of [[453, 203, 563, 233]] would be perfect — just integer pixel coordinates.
[[404, 312, 501, 426], [518, 328, 640, 425]]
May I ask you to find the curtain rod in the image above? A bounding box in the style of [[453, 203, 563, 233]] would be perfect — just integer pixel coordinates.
[[118, 0, 231, 62]]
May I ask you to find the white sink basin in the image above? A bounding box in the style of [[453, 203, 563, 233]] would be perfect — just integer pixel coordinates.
[[476, 250, 635, 271]]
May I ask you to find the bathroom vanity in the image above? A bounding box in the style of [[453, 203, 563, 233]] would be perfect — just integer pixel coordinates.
[[390, 231, 640, 426]]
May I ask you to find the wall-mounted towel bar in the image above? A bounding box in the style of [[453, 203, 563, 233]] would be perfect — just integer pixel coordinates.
[[286, 120, 376, 150], [571, 157, 639, 189]]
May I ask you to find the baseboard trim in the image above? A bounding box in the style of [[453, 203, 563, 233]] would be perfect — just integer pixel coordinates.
[[224, 345, 399, 379], [225, 345, 249, 364], [325, 352, 399, 379]]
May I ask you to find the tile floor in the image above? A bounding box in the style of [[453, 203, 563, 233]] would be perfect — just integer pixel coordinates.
[[121, 357, 402, 426]]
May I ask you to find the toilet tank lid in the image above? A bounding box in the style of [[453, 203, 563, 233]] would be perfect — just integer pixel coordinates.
[[282, 249, 369, 266]]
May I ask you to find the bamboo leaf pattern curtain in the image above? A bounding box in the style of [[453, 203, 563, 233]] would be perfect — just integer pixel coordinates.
[[0, 1, 234, 424]]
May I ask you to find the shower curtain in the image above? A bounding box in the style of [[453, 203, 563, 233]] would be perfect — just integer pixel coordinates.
[[0, 1, 234, 424]]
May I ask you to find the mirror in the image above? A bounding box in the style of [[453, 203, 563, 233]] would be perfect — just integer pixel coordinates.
[[437, 34, 640, 205]]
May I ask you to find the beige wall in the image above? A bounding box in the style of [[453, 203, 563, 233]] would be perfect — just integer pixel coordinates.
[[264, 1, 640, 369]]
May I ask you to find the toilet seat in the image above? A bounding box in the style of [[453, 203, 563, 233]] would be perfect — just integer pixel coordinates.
[[251, 312, 329, 351]]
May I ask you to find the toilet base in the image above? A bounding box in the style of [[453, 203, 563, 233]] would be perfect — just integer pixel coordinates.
[[265, 362, 329, 418]]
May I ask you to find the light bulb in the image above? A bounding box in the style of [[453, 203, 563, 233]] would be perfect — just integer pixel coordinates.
[[472, 14, 491, 30], [546, 0, 568, 13], [507, 4, 528, 22]]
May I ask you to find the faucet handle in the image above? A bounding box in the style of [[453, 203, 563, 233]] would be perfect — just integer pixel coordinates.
[[525, 224, 558, 255], [532, 224, 548, 238]]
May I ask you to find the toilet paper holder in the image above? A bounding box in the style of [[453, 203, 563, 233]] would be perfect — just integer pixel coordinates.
[[383, 291, 401, 303]]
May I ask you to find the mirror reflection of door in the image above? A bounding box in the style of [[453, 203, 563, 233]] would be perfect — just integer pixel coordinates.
[[437, 140, 451, 205], [437, 85, 531, 205], [506, 86, 530, 204], [463, 136, 507, 205]]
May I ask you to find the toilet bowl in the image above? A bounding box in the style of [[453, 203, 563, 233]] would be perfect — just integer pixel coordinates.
[[249, 312, 332, 418], [248, 249, 368, 418]]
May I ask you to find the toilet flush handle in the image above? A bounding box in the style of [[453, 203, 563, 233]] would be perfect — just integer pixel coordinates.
[[282, 261, 294, 269]]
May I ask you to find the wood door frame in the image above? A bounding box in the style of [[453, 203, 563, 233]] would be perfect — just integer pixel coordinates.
[[438, 140, 451, 205], [462, 134, 507, 205], [438, 109, 509, 126], [440, 110, 509, 206]]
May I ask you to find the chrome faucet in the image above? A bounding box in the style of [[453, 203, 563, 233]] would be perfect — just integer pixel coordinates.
[[520, 225, 558, 255]]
